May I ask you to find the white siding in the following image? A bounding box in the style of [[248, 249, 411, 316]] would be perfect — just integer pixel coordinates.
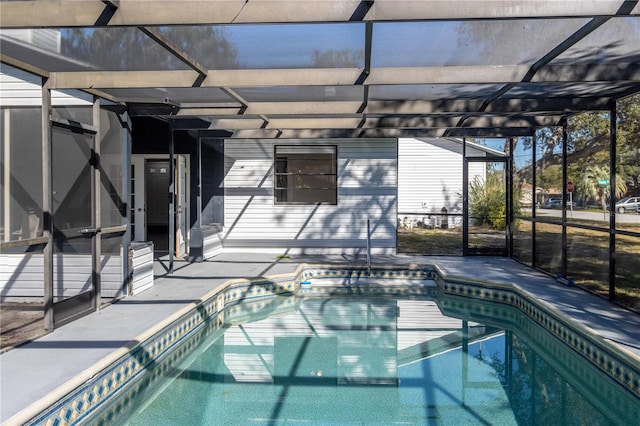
[[0, 252, 123, 300], [223, 139, 397, 254], [398, 138, 486, 218], [0, 64, 92, 107], [398, 138, 464, 216], [129, 242, 154, 295]]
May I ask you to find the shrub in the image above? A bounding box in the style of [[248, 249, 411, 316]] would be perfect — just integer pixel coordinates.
[[469, 174, 508, 230]]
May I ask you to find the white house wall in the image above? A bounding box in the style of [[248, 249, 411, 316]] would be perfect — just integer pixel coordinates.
[[1, 252, 123, 301], [398, 138, 485, 223], [0, 64, 92, 107], [223, 139, 397, 254], [398, 138, 463, 216]]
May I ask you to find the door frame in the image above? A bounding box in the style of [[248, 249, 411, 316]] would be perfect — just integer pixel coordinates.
[[463, 156, 510, 256], [50, 121, 97, 327], [131, 154, 189, 257]]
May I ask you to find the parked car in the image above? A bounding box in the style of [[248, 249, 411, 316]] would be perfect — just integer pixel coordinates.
[[543, 198, 575, 209], [544, 199, 562, 208], [614, 196, 640, 213]]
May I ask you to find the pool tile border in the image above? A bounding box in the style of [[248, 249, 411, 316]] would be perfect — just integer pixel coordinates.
[[435, 273, 640, 398], [15, 263, 640, 426], [439, 295, 640, 421]]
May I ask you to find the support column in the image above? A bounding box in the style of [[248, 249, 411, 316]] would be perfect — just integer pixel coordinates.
[[3, 109, 10, 242], [42, 79, 53, 331], [561, 122, 568, 278], [462, 138, 468, 255], [121, 111, 132, 294], [531, 130, 538, 268], [507, 137, 515, 257], [92, 97, 102, 310], [609, 102, 617, 301], [168, 121, 175, 274], [189, 133, 203, 262]]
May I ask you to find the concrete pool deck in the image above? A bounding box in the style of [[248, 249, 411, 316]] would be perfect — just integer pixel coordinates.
[[1, 253, 639, 424]]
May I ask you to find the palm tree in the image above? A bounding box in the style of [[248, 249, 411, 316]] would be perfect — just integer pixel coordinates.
[[576, 164, 626, 210]]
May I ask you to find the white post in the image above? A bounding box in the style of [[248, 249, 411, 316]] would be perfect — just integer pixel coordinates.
[[569, 192, 573, 218]]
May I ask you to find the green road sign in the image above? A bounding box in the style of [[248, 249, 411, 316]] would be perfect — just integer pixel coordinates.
[[598, 179, 610, 185]]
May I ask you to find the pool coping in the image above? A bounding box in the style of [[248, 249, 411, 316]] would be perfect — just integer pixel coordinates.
[[7, 261, 640, 425]]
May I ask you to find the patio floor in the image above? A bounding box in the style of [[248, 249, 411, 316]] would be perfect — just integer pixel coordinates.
[[1, 253, 639, 424]]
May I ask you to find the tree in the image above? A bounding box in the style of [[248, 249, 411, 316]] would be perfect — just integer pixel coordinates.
[[576, 164, 626, 210], [513, 94, 640, 201], [616, 94, 640, 195]]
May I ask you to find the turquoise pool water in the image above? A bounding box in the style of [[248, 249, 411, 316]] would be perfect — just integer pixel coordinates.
[[87, 289, 639, 426]]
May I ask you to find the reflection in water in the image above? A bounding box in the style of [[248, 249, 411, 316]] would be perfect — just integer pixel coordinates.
[[90, 294, 638, 425]]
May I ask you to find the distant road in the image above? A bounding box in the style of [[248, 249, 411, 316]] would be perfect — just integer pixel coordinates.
[[536, 208, 640, 224]]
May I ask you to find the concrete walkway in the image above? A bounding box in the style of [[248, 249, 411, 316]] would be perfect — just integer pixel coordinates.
[[1, 253, 639, 424]]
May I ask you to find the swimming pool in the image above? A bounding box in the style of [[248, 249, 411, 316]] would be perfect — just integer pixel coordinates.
[[91, 293, 639, 425], [23, 266, 640, 425]]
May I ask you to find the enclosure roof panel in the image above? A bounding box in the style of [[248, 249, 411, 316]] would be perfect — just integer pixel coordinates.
[[1, 0, 639, 137]]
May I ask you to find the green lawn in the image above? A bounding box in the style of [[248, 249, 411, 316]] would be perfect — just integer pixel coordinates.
[[398, 224, 640, 312]]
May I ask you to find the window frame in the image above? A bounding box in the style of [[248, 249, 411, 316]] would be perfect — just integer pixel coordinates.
[[273, 144, 338, 205]]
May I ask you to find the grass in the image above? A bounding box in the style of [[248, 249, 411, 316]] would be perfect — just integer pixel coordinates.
[[398, 224, 640, 313], [397, 228, 463, 256]]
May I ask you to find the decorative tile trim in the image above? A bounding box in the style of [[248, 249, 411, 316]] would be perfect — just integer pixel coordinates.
[[21, 275, 301, 425], [89, 319, 224, 426], [440, 295, 640, 421], [18, 263, 639, 426], [438, 276, 640, 399]]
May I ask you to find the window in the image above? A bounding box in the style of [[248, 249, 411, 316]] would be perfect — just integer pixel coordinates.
[[274, 145, 337, 205]]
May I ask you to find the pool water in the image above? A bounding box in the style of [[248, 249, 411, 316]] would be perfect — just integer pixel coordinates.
[[92, 293, 638, 425]]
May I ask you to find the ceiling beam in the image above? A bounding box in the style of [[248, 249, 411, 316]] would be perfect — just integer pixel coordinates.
[[0, 0, 107, 28], [48, 70, 200, 89], [202, 69, 363, 87], [485, 97, 613, 112], [43, 64, 639, 92], [365, 98, 614, 114], [176, 106, 245, 116], [80, 95, 614, 117], [532, 63, 640, 82], [265, 117, 365, 129], [244, 101, 364, 115], [2, 1, 636, 28], [166, 98, 617, 117], [0, 54, 49, 78], [204, 118, 267, 130], [228, 127, 534, 139], [364, 115, 564, 128], [368, 1, 638, 21], [368, 66, 530, 85], [172, 113, 563, 131]]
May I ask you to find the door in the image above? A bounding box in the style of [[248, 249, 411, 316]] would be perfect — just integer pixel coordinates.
[[142, 157, 188, 257], [131, 157, 146, 242], [146, 160, 170, 252], [175, 155, 188, 257], [51, 124, 95, 326], [464, 159, 509, 256]]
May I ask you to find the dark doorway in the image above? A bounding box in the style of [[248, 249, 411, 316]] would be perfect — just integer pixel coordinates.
[[146, 160, 170, 252]]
